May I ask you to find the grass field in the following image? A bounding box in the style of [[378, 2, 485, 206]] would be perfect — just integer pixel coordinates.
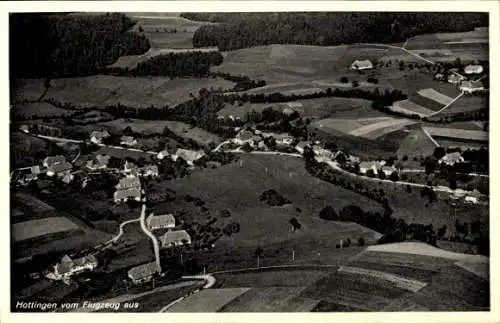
[[423, 126, 488, 142], [23, 76, 235, 109], [102, 118, 221, 145], [391, 100, 435, 117], [166, 287, 251, 312], [153, 154, 383, 249], [405, 29, 488, 50], [436, 139, 488, 150], [12, 217, 80, 242], [436, 95, 488, 116], [388, 71, 460, 100], [349, 118, 417, 139], [396, 128, 438, 159], [417, 88, 454, 106], [12, 102, 75, 119], [214, 270, 329, 289], [213, 44, 393, 84]]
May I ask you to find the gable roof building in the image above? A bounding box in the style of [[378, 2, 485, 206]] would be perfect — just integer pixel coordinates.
[[51, 254, 98, 279], [160, 230, 192, 248], [46, 162, 73, 177], [448, 74, 466, 84], [459, 81, 485, 94], [127, 261, 159, 284], [116, 177, 141, 190], [146, 213, 176, 231], [464, 65, 483, 75], [157, 150, 170, 160], [140, 165, 159, 177], [351, 60, 373, 70], [173, 149, 206, 166], [439, 152, 464, 166], [113, 187, 142, 203], [90, 130, 110, 144], [86, 154, 110, 170], [120, 136, 137, 146]]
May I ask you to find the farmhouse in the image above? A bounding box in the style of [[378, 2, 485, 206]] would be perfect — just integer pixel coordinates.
[[434, 73, 445, 81], [46, 162, 73, 177], [20, 125, 30, 133], [464, 196, 479, 204], [47, 254, 98, 281], [359, 161, 383, 174], [128, 261, 158, 284], [464, 65, 483, 75], [146, 213, 176, 231], [233, 130, 261, 146], [43, 155, 66, 168], [459, 81, 485, 94], [439, 152, 464, 166], [447, 74, 466, 84], [86, 154, 110, 170], [351, 60, 373, 70], [381, 165, 396, 176], [16, 166, 41, 185], [139, 165, 159, 177], [114, 187, 142, 203], [61, 173, 74, 184], [123, 161, 138, 176], [160, 230, 192, 248], [172, 148, 206, 166], [295, 141, 312, 154], [120, 136, 137, 147], [116, 176, 141, 190], [90, 130, 110, 144]]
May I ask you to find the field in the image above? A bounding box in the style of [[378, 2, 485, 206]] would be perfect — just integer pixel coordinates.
[[218, 97, 379, 121], [390, 100, 435, 117], [349, 118, 416, 139], [12, 217, 80, 242], [102, 118, 222, 145], [423, 126, 488, 142], [388, 72, 460, 101], [417, 88, 454, 106], [213, 44, 396, 84], [153, 154, 383, 249], [12, 102, 75, 119], [11, 132, 51, 168], [435, 95, 488, 117], [405, 29, 488, 50], [166, 287, 251, 312], [396, 128, 438, 159], [16, 76, 234, 109], [436, 139, 488, 150]]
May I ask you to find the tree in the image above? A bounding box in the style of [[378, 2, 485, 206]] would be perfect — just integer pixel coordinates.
[[437, 225, 447, 239], [366, 169, 375, 178], [340, 76, 349, 83], [303, 145, 315, 164], [289, 217, 302, 232], [336, 152, 347, 164], [123, 126, 133, 136], [433, 147, 446, 160], [219, 209, 231, 218], [319, 206, 338, 221], [352, 80, 359, 88], [358, 237, 365, 246], [389, 171, 399, 182]]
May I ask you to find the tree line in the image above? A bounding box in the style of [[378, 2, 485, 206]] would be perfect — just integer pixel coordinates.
[[10, 13, 150, 79], [181, 12, 488, 51]]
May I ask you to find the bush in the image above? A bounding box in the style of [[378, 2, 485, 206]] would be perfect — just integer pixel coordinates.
[[340, 76, 349, 83], [319, 206, 338, 221], [358, 237, 365, 246]]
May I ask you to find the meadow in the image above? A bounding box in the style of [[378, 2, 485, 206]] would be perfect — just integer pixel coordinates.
[[423, 126, 488, 142]]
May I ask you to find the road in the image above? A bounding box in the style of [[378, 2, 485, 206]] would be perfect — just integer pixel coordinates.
[[158, 274, 217, 312], [426, 92, 464, 118], [103, 218, 140, 245], [139, 203, 162, 273], [421, 126, 441, 147]]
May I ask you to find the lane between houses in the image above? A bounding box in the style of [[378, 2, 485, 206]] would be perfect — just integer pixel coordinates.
[[139, 203, 162, 273]]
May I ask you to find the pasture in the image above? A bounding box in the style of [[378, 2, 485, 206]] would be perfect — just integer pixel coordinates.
[[102, 118, 222, 145], [417, 88, 454, 106], [12, 217, 79, 242], [423, 126, 488, 142], [391, 100, 434, 117], [12, 102, 74, 119], [388, 71, 460, 100], [20, 76, 235, 109], [212, 44, 394, 84], [396, 128, 438, 159], [349, 118, 417, 139], [405, 29, 488, 51], [436, 95, 488, 116], [153, 154, 384, 249]]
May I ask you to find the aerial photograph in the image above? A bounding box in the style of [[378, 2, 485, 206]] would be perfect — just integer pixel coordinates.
[[9, 11, 490, 313]]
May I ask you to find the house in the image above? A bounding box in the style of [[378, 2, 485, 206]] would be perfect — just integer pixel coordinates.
[[16, 167, 40, 185], [464, 65, 483, 74], [62, 172, 74, 184], [120, 136, 137, 147], [139, 165, 159, 177], [90, 130, 110, 144], [116, 176, 141, 190], [381, 165, 396, 176], [114, 187, 142, 203], [295, 141, 312, 154], [146, 213, 176, 231], [447, 74, 466, 84], [275, 134, 294, 146], [20, 125, 30, 133], [232, 130, 261, 146], [46, 162, 73, 177], [434, 73, 445, 81], [123, 161, 138, 176], [464, 196, 478, 204], [157, 150, 170, 160], [46, 254, 98, 280], [127, 261, 158, 284], [172, 149, 206, 166], [160, 230, 192, 248], [348, 155, 360, 164], [439, 152, 464, 166], [43, 155, 66, 168], [351, 60, 373, 70], [359, 161, 382, 174], [86, 154, 110, 170], [459, 81, 485, 94]]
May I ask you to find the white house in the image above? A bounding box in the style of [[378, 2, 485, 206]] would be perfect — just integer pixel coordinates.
[[157, 150, 170, 160], [160, 230, 192, 248], [46, 254, 98, 281], [381, 165, 396, 176], [351, 60, 373, 70], [464, 196, 478, 204], [172, 148, 206, 166], [359, 161, 383, 174], [120, 136, 137, 147], [439, 152, 464, 166], [464, 65, 483, 75], [448, 74, 466, 84], [139, 165, 159, 177], [459, 81, 485, 94], [90, 130, 110, 144], [146, 213, 176, 231], [43, 155, 66, 168]]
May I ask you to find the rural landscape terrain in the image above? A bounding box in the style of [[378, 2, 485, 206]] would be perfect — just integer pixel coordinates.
[[9, 12, 490, 313]]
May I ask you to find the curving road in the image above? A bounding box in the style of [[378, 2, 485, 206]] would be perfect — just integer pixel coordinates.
[[103, 217, 140, 245], [139, 203, 162, 273]]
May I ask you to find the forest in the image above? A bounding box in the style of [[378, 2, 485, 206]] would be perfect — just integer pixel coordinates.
[[10, 13, 150, 79], [182, 12, 488, 50]]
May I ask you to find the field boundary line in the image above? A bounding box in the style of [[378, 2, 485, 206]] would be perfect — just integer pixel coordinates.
[[419, 126, 440, 147], [426, 92, 464, 118]]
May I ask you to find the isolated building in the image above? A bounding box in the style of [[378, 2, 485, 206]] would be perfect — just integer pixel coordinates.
[[90, 130, 110, 144], [232, 130, 261, 146], [464, 196, 479, 204], [447, 74, 466, 84], [127, 261, 158, 284], [464, 65, 483, 75], [46, 162, 73, 177], [146, 213, 176, 231], [434, 73, 445, 81], [381, 165, 397, 176], [351, 60, 373, 70], [459, 81, 485, 94], [160, 230, 192, 248], [157, 150, 170, 160], [172, 148, 206, 166], [120, 136, 137, 147], [359, 161, 383, 174]]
